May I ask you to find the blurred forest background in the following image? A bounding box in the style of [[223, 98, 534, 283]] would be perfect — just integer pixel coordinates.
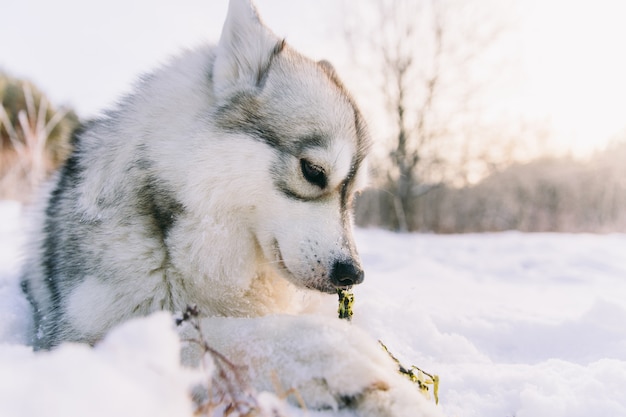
[[1, 0, 625, 233], [345, 0, 626, 232]]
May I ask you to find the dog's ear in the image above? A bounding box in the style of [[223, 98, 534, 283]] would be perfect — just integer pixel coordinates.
[[213, 0, 284, 97]]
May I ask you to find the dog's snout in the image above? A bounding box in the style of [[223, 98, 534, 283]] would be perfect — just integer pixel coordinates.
[[330, 260, 364, 287]]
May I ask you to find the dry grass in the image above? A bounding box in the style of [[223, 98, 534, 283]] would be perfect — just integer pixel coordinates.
[[1, 77, 76, 202]]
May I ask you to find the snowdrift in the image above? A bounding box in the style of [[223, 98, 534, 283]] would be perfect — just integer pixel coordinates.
[[2, 201, 626, 416]]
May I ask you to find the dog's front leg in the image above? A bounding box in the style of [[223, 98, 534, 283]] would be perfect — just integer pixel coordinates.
[[179, 314, 445, 417]]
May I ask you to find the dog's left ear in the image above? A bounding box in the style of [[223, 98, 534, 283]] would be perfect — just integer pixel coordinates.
[[213, 0, 284, 97]]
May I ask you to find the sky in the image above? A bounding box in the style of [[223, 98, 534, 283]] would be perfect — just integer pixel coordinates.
[[2, 0, 626, 157], [516, 0, 626, 156]]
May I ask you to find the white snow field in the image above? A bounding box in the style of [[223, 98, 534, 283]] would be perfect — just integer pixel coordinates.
[[1, 200, 625, 417]]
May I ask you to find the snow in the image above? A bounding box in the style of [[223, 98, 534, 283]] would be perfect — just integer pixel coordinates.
[[0, 313, 198, 417], [1, 200, 626, 417]]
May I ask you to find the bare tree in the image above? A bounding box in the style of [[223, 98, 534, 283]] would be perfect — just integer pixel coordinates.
[[343, 0, 513, 231]]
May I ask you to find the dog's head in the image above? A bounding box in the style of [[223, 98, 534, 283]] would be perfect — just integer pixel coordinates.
[[212, 0, 370, 293]]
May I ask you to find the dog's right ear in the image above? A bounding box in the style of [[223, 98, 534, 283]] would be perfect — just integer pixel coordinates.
[[213, 0, 284, 98]]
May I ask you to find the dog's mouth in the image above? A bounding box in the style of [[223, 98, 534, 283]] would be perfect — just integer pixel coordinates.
[[272, 240, 338, 294]]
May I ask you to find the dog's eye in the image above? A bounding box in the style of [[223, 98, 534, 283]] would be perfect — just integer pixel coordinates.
[[300, 159, 327, 188]]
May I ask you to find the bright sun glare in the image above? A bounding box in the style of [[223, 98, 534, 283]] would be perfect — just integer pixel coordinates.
[[519, 0, 626, 156]]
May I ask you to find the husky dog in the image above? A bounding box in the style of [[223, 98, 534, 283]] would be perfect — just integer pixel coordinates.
[[21, 1, 444, 415], [23, 0, 369, 349]]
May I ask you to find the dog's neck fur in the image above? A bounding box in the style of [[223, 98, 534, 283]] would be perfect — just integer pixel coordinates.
[[164, 206, 319, 317]]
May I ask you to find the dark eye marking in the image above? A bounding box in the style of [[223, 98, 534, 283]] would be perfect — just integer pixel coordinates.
[[300, 158, 327, 189]]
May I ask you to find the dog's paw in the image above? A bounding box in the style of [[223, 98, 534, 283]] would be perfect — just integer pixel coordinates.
[[192, 315, 445, 417]]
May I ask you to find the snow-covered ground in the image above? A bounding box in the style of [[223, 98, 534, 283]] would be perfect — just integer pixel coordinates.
[[1, 200, 625, 417]]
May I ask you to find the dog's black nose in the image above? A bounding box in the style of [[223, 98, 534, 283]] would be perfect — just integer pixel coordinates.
[[330, 260, 364, 287]]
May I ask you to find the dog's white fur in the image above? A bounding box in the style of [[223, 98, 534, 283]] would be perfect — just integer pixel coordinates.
[[21, 1, 445, 415], [187, 314, 444, 417]]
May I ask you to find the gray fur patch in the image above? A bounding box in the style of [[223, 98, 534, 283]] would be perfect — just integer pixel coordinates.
[[136, 174, 185, 241]]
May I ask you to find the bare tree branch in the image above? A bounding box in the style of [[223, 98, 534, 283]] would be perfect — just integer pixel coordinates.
[[344, 0, 515, 230]]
